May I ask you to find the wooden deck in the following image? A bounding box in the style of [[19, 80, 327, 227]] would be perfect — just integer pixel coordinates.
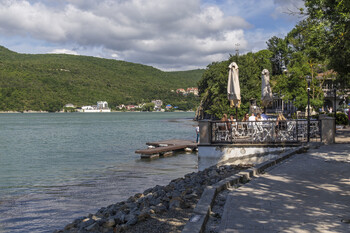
[[135, 139, 198, 158]]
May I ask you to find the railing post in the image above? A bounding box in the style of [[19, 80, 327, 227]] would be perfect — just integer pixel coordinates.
[[318, 115, 335, 144], [319, 120, 322, 142], [296, 120, 298, 142], [229, 121, 233, 143]]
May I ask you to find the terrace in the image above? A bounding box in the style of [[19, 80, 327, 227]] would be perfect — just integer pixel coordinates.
[[197, 116, 335, 170], [210, 119, 321, 144]]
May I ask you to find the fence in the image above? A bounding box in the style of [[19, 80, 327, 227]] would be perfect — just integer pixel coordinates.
[[211, 120, 321, 144]]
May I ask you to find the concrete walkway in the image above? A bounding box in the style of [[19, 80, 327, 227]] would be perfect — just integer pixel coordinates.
[[335, 127, 350, 144], [219, 131, 350, 232]]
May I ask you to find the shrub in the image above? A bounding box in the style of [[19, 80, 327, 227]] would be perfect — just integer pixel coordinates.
[[336, 112, 349, 125], [328, 112, 348, 125]]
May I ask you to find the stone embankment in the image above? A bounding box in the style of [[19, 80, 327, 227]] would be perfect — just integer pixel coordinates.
[[55, 164, 251, 233]]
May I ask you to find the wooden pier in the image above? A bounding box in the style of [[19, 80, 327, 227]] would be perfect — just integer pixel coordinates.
[[135, 139, 198, 159]]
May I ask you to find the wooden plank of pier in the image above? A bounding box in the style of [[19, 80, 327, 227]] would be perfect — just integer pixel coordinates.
[[135, 139, 197, 158], [146, 139, 198, 148]]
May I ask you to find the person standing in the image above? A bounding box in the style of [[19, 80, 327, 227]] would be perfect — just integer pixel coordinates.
[[195, 126, 200, 143]]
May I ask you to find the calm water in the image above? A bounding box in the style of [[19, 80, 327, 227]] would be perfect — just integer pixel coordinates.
[[0, 112, 198, 233]]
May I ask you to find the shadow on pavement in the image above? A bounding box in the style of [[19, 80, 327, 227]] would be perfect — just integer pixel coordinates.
[[220, 144, 350, 232]]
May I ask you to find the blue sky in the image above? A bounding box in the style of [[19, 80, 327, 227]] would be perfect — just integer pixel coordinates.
[[0, 0, 304, 70]]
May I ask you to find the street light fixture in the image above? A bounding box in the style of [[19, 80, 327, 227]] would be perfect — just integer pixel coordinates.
[[282, 65, 288, 74], [306, 76, 311, 142]]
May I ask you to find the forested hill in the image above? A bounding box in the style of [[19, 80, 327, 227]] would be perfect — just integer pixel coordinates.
[[0, 46, 204, 112]]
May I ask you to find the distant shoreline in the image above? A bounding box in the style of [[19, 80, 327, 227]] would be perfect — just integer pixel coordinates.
[[0, 110, 195, 114]]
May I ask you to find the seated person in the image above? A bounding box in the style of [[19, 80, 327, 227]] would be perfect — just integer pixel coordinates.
[[261, 113, 268, 121], [221, 114, 228, 122], [229, 114, 237, 130], [242, 113, 249, 122], [229, 114, 236, 122], [249, 113, 256, 121], [276, 113, 287, 130], [256, 113, 261, 121], [219, 114, 229, 130]]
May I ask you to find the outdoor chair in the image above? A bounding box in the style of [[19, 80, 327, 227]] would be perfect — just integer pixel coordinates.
[[261, 122, 273, 142], [297, 121, 307, 141], [231, 122, 245, 139], [250, 122, 261, 142], [215, 122, 230, 142], [237, 122, 249, 137], [310, 121, 320, 138]]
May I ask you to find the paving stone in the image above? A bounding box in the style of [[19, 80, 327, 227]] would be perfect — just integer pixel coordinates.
[[219, 143, 350, 233]]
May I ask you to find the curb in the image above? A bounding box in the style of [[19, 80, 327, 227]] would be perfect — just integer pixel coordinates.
[[181, 145, 307, 233]]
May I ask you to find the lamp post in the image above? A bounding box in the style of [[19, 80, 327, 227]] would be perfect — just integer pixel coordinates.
[[306, 76, 311, 142], [334, 84, 337, 134]]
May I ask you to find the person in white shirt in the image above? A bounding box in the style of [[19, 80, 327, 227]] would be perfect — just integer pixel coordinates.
[[195, 126, 200, 143], [248, 113, 256, 121]]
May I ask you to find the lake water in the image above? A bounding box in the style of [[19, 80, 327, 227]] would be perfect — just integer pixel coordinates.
[[0, 112, 198, 233]]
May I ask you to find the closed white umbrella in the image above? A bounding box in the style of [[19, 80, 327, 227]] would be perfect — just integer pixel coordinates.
[[227, 62, 241, 108], [261, 69, 273, 107]]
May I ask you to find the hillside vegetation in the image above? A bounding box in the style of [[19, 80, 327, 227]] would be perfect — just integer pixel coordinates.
[[0, 46, 204, 112]]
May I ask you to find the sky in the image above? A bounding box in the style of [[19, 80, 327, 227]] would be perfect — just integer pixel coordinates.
[[0, 0, 304, 71]]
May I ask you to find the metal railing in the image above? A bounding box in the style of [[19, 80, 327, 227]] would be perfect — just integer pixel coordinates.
[[211, 120, 321, 144]]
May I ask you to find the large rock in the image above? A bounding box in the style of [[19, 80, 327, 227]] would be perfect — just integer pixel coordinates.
[[134, 193, 144, 199], [103, 218, 115, 228], [137, 210, 151, 221], [85, 222, 99, 231], [169, 197, 184, 209], [209, 169, 219, 177], [58, 164, 245, 232], [113, 211, 126, 224], [80, 218, 95, 229], [126, 215, 138, 226], [153, 203, 167, 213]]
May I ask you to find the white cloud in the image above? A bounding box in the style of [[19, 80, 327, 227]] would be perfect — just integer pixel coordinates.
[[49, 49, 79, 55], [0, 0, 303, 70], [111, 53, 121, 59]]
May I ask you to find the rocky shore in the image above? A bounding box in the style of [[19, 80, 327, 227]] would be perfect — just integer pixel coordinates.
[[55, 164, 252, 233]]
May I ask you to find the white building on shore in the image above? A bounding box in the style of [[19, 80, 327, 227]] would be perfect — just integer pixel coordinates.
[[152, 100, 163, 111], [80, 101, 111, 112]]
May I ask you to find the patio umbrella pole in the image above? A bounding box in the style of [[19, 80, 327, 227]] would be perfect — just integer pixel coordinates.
[[235, 106, 238, 121]]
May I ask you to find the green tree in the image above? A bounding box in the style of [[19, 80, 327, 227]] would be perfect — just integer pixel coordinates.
[[266, 36, 289, 75], [0, 46, 203, 112], [141, 103, 155, 112], [198, 51, 272, 119], [301, 0, 350, 86], [278, 19, 328, 110]]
